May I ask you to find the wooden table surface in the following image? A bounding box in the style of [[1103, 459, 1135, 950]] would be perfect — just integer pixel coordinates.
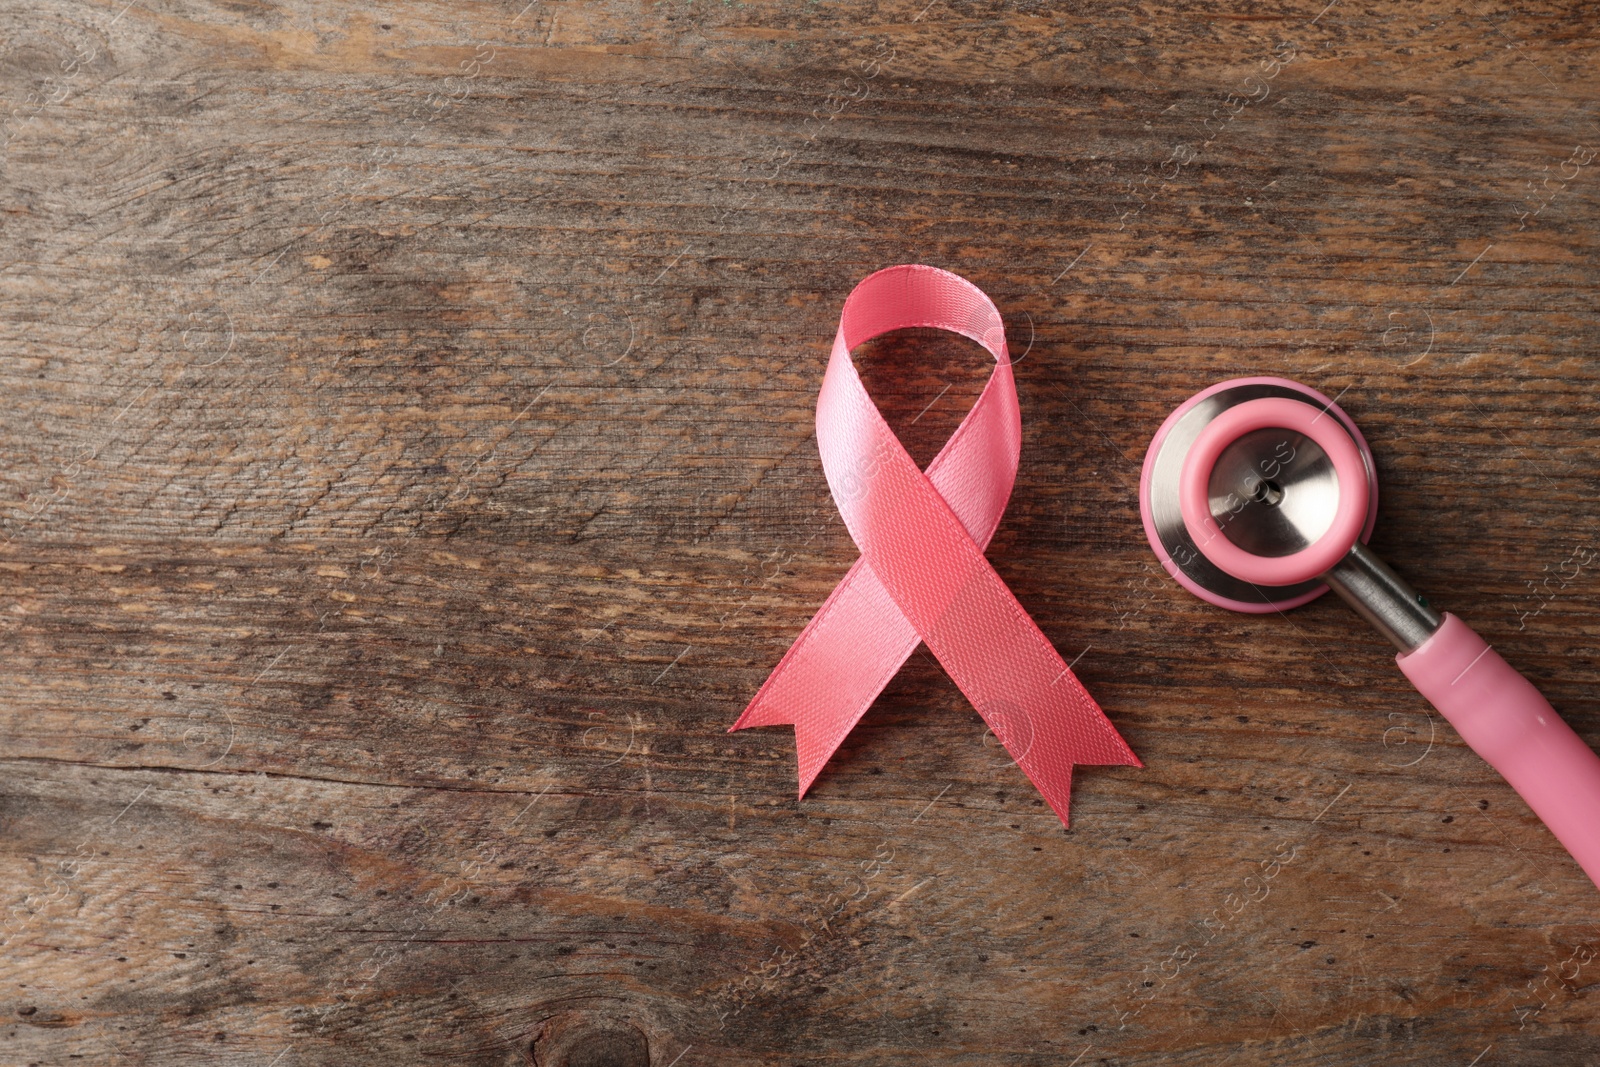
[[4, 1, 1599, 1063]]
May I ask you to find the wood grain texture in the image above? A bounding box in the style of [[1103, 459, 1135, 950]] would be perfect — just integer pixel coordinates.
[[3, 0, 1599, 1063]]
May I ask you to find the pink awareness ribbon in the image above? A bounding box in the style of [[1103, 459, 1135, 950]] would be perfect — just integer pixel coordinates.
[[732, 264, 1140, 825]]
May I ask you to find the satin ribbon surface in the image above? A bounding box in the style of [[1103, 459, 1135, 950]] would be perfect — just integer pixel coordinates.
[[732, 264, 1139, 825]]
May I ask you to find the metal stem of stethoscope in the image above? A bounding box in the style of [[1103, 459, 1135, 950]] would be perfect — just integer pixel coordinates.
[[1322, 543, 1441, 653]]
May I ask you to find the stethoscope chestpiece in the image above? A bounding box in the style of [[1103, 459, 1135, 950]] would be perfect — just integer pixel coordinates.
[[1139, 376, 1379, 614]]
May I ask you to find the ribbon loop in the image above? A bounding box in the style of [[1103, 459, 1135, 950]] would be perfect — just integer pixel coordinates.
[[732, 264, 1138, 825]]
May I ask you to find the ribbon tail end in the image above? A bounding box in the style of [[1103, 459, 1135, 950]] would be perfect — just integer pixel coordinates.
[[790, 735, 832, 799], [729, 694, 794, 733], [1088, 733, 1142, 769], [1075, 709, 1143, 770], [1035, 768, 1075, 829], [729, 694, 849, 804]]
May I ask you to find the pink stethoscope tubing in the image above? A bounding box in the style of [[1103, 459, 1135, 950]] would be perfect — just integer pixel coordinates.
[[1395, 615, 1600, 892]]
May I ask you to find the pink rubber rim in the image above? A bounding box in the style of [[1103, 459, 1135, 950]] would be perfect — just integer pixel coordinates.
[[1177, 396, 1371, 587]]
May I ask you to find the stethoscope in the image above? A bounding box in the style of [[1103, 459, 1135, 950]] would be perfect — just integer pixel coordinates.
[[1139, 376, 1600, 891]]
